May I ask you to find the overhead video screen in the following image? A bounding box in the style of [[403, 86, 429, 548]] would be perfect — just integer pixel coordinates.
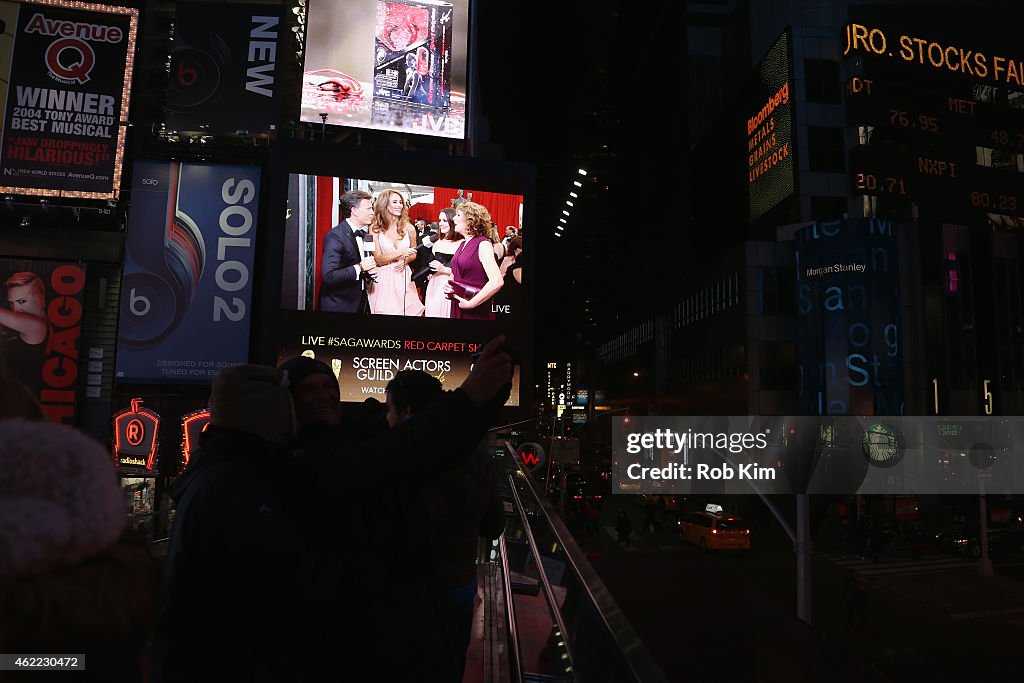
[[299, 0, 469, 139], [277, 169, 528, 404]]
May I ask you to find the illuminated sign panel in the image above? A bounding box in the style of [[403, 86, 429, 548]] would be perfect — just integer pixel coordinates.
[[300, 0, 468, 139], [116, 161, 261, 383], [0, 0, 138, 199], [842, 12, 1024, 223], [842, 23, 1024, 88], [0, 258, 86, 424], [278, 172, 526, 403], [794, 218, 903, 416], [181, 408, 210, 471], [165, 2, 282, 136], [113, 398, 159, 472], [266, 144, 535, 410], [747, 31, 795, 222]]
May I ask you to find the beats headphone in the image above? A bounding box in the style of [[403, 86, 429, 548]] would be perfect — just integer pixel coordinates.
[[119, 163, 206, 350]]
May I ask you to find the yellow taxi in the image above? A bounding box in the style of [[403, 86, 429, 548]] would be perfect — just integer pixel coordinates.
[[677, 504, 750, 552]]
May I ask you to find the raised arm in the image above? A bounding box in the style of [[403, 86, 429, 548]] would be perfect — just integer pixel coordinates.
[[315, 337, 513, 483], [0, 308, 47, 344]]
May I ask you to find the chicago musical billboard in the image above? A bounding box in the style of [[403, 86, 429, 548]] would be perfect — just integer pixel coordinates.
[[0, 257, 87, 424]]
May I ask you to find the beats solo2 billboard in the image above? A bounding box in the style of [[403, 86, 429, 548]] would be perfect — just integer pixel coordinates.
[[116, 161, 261, 383]]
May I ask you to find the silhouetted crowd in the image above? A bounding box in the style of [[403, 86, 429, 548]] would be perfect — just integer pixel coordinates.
[[0, 337, 514, 683]]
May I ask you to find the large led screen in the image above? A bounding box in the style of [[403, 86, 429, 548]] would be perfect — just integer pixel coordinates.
[[747, 30, 795, 222], [277, 169, 529, 405], [0, 0, 138, 199], [299, 0, 468, 139]]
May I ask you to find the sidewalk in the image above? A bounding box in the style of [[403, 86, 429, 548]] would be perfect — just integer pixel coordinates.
[[813, 549, 1024, 680]]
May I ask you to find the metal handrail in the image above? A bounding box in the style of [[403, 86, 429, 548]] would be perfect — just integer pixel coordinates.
[[498, 533, 523, 683], [487, 418, 538, 432], [506, 471, 577, 680], [513, 461, 671, 683]]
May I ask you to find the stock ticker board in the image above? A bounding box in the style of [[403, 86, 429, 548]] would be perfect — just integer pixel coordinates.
[[842, 17, 1024, 225]]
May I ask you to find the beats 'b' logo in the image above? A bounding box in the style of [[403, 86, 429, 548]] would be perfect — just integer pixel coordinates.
[[46, 37, 95, 84], [166, 33, 230, 113]]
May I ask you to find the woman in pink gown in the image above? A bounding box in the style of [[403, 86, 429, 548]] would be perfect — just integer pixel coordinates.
[[424, 208, 463, 318], [367, 189, 425, 317]]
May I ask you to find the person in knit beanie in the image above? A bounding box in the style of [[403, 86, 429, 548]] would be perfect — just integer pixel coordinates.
[[208, 363, 296, 444], [149, 363, 313, 683], [0, 418, 158, 682]]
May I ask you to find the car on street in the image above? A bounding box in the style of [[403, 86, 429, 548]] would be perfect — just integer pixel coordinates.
[[677, 503, 750, 552], [933, 523, 1024, 558]]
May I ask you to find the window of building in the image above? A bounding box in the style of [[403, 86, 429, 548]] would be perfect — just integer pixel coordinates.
[[756, 267, 795, 315], [759, 342, 797, 390], [810, 196, 847, 220], [808, 126, 846, 172], [804, 59, 841, 104]]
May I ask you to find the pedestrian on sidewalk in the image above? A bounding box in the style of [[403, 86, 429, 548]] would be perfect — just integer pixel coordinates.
[[845, 573, 868, 634], [868, 519, 888, 562], [909, 522, 926, 560], [643, 499, 658, 535], [582, 501, 600, 541], [616, 508, 632, 547]]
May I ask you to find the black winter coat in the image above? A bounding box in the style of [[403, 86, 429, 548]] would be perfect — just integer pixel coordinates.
[[148, 427, 316, 683]]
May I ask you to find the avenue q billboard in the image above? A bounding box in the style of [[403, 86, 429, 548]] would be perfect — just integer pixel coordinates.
[[0, 0, 138, 200]]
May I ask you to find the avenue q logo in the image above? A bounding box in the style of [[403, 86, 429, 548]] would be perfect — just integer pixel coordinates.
[[24, 12, 125, 85]]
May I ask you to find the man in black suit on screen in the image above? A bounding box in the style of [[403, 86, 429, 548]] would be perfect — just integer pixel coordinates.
[[319, 190, 378, 313]]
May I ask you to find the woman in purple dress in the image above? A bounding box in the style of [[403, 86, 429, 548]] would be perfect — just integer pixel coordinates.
[[445, 201, 503, 320]]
